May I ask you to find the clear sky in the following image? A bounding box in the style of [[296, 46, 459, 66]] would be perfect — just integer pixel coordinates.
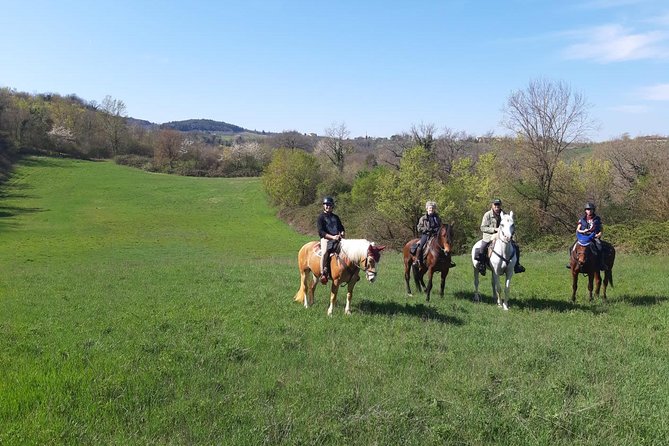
[[2, 0, 668, 141]]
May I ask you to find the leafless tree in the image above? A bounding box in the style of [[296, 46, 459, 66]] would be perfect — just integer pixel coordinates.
[[502, 78, 596, 229], [410, 122, 437, 151], [267, 130, 314, 152], [155, 129, 183, 168], [319, 121, 353, 172], [100, 95, 128, 156], [433, 127, 476, 176]]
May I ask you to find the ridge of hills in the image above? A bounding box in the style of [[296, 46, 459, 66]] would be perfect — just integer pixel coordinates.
[[127, 117, 263, 134]]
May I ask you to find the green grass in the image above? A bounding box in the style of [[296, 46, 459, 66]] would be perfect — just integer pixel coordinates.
[[1, 157, 668, 445]]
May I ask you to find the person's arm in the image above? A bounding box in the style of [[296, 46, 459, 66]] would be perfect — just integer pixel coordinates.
[[594, 217, 603, 238], [417, 215, 428, 234], [481, 212, 496, 234], [317, 214, 328, 239]]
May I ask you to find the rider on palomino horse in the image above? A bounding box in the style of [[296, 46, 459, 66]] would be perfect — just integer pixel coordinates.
[[317, 196, 345, 284]]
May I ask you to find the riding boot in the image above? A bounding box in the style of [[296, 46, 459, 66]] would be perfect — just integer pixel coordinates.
[[450, 260, 456, 268], [414, 247, 422, 268], [513, 244, 525, 273], [320, 251, 329, 284], [476, 253, 487, 275]]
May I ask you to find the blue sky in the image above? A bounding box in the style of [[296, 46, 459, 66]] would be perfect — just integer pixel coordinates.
[[2, 0, 668, 141]]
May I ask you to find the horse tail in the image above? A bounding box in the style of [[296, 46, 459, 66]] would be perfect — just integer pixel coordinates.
[[294, 268, 307, 303], [294, 244, 311, 303]]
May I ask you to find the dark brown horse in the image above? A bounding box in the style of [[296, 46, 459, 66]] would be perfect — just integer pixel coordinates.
[[294, 239, 385, 316], [402, 223, 454, 302], [569, 240, 615, 302]]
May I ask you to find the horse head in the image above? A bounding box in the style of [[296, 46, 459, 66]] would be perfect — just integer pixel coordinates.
[[363, 243, 386, 282], [573, 243, 589, 270], [498, 211, 515, 242], [437, 223, 454, 257]]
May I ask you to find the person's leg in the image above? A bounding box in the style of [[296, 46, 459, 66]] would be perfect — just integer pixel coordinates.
[[477, 241, 489, 274], [320, 238, 329, 280], [513, 242, 525, 273], [595, 239, 606, 270]]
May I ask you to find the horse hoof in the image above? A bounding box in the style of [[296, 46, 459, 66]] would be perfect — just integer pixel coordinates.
[[502, 303, 509, 311]]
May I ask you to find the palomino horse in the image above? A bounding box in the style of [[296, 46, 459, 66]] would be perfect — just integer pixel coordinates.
[[294, 239, 385, 316], [402, 223, 455, 302], [569, 238, 615, 303], [471, 211, 517, 310]]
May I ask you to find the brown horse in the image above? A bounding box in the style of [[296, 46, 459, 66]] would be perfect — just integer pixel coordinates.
[[294, 239, 385, 316], [402, 223, 454, 302], [570, 240, 615, 302]]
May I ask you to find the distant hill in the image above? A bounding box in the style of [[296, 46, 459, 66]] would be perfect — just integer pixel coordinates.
[[126, 117, 260, 134], [160, 119, 250, 133]]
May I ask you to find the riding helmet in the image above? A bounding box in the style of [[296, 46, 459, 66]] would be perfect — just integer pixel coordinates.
[[584, 202, 596, 211], [491, 198, 502, 205], [322, 196, 335, 206]]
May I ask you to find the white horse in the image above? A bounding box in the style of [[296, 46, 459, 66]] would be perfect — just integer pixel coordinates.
[[471, 211, 517, 311]]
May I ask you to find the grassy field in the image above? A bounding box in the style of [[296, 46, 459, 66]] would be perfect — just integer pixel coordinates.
[[1, 157, 668, 445]]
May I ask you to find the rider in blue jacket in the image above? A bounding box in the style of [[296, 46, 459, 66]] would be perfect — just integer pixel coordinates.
[[568, 202, 606, 270]]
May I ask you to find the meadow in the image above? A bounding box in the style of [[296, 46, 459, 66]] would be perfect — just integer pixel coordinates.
[[1, 157, 668, 445]]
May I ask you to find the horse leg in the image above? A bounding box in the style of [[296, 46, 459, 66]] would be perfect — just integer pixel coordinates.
[[413, 264, 423, 293], [308, 273, 318, 307], [327, 283, 340, 316], [473, 268, 481, 302], [405, 260, 413, 297], [502, 272, 512, 311], [439, 269, 447, 298], [594, 271, 602, 300], [587, 273, 594, 302], [602, 270, 611, 301], [345, 274, 360, 315], [571, 271, 578, 303], [491, 271, 502, 307], [425, 269, 434, 303]]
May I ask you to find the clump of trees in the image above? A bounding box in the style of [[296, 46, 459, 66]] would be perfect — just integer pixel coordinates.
[[261, 79, 669, 253], [0, 88, 275, 178]]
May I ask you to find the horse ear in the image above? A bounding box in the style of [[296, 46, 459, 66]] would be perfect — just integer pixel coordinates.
[[509, 211, 514, 219], [376, 245, 386, 251]]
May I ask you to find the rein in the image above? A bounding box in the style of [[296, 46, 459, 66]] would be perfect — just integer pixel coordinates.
[[491, 233, 516, 265]]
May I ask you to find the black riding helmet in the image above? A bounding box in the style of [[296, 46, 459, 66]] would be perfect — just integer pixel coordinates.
[[584, 202, 596, 211], [323, 196, 335, 206]]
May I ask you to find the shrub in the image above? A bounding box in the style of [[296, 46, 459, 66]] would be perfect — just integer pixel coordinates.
[[263, 149, 320, 206]]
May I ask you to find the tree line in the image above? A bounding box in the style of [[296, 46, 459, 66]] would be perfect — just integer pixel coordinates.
[[263, 79, 669, 254], [1, 81, 668, 254]]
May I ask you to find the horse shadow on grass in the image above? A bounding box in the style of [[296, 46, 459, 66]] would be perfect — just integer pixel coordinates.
[[621, 294, 668, 306], [452, 290, 611, 314], [356, 299, 464, 325]]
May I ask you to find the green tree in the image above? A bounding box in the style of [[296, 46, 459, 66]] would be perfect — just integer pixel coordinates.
[[437, 152, 496, 251], [263, 149, 320, 206], [375, 146, 443, 236]]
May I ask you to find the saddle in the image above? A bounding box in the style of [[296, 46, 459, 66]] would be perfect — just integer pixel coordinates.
[[410, 234, 435, 263]]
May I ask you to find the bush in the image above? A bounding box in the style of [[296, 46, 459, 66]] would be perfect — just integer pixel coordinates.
[[262, 149, 320, 206], [114, 154, 153, 170]]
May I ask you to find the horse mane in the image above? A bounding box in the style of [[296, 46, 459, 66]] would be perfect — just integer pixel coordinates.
[[340, 239, 373, 262]]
